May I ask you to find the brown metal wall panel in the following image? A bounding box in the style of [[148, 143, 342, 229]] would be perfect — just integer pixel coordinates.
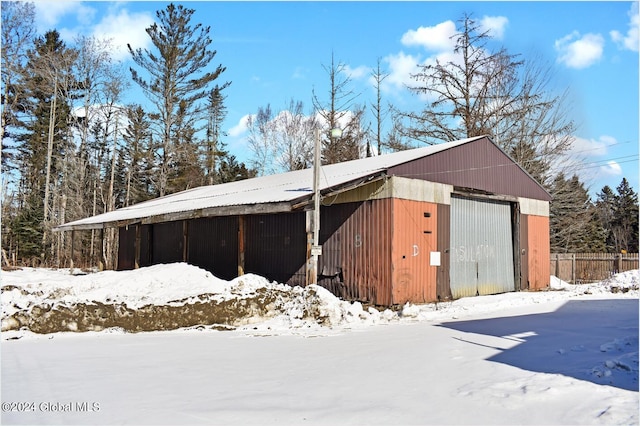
[[117, 226, 135, 270], [388, 137, 551, 201], [526, 215, 550, 290], [245, 213, 307, 286], [117, 225, 151, 270], [320, 200, 393, 306], [391, 199, 439, 305], [188, 216, 239, 280], [318, 203, 360, 298], [151, 221, 184, 265], [139, 225, 152, 267], [436, 204, 452, 301]]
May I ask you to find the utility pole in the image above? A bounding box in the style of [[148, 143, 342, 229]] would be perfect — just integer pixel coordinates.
[[309, 127, 322, 285], [307, 127, 342, 286]]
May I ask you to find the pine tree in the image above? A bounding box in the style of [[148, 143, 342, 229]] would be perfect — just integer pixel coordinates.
[[205, 85, 229, 185], [550, 173, 602, 252], [13, 30, 77, 262], [128, 3, 228, 196], [595, 185, 617, 252], [218, 153, 255, 183], [612, 178, 639, 252], [122, 104, 154, 205]]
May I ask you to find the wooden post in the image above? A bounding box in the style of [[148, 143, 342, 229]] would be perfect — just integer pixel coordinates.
[[70, 230, 75, 272], [237, 216, 245, 276], [305, 210, 312, 286], [182, 220, 189, 263], [134, 225, 141, 269], [99, 228, 106, 271]]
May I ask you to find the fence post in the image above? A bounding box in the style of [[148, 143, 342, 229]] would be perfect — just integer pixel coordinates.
[[571, 253, 576, 283]]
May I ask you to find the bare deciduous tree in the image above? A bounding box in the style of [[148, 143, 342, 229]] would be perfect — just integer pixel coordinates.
[[402, 13, 575, 186], [312, 53, 366, 164]]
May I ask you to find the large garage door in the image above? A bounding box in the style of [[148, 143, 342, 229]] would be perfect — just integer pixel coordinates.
[[450, 196, 515, 298]]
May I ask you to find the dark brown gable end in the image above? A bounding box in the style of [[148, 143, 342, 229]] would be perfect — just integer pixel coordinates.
[[387, 136, 552, 201]]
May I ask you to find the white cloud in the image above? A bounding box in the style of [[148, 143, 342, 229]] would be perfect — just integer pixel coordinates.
[[343, 64, 371, 80], [555, 31, 604, 69], [228, 114, 252, 137], [292, 67, 308, 80], [91, 9, 154, 62], [610, 2, 639, 52], [600, 160, 623, 176], [401, 20, 457, 52], [34, 0, 80, 31], [480, 15, 509, 40], [381, 51, 422, 93], [570, 135, 617, 157]]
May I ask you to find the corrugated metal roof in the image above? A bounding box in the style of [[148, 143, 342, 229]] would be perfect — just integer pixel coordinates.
[[54, 136, 486, 231]]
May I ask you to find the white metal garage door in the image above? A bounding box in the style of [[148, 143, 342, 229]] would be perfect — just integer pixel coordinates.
[[450, 196, 515, 298]]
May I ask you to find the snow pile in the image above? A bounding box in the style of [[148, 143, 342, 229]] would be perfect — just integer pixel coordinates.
[[1, 263, 638, 337], [1, 263, 396, 335]]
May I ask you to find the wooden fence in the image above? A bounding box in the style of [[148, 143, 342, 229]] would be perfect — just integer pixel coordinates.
[[550, 253, 639, 284]]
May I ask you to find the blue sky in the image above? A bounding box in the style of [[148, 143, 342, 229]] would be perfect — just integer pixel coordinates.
[[33, 1, 639, 196]]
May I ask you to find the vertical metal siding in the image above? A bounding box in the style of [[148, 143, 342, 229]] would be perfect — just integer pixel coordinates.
[[151, 221, 184, 264], [139, 225, 152, 267], [436, 204, 452, 300], [117, 224, 152, 270], [117, 226, 135, 270], [187, 216, 239, 280], [526, 215, 550, 290], [391, 199, 438, 305], [388, 137, 551, 202], [245, 213, 307, 286], [320, 200, 393, 306], [450, 196, 515, 298]]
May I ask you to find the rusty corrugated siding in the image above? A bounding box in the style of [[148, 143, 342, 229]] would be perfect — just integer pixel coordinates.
[[388, 137, 551, 201], [151, 221, 184, 265], [436, 203, 451, 301], [391, 199, 438, 305], [526, 215, 550, 290], [187, 216, 239, 280], [320, 200, 393, 306], [245, 213, 307, 286]]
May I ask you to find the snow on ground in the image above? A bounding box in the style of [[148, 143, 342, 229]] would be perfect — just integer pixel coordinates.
[[1, 264, 638, 425]]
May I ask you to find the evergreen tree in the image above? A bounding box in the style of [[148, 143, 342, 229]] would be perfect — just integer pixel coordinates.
[[122, 104, 154, 204], [1, 1, 36, 172], [595, 185, 617, 252], [218, 153, 255, 183], [12, 30, 77, 261], [205, 85, 229, 184], [128, 3, 228, 196], [550, 173, 603, 252], [595, 179, 639, 253], [612, 178, 639, 252]]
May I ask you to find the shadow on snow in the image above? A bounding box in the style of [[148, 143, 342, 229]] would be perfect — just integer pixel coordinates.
[[438, 299, 639, 391]]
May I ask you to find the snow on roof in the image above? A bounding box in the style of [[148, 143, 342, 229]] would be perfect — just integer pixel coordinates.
[[55, 137, 481, 231]]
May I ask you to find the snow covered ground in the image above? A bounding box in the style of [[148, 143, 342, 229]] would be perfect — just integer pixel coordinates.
[[1, 264, 638, 425]]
